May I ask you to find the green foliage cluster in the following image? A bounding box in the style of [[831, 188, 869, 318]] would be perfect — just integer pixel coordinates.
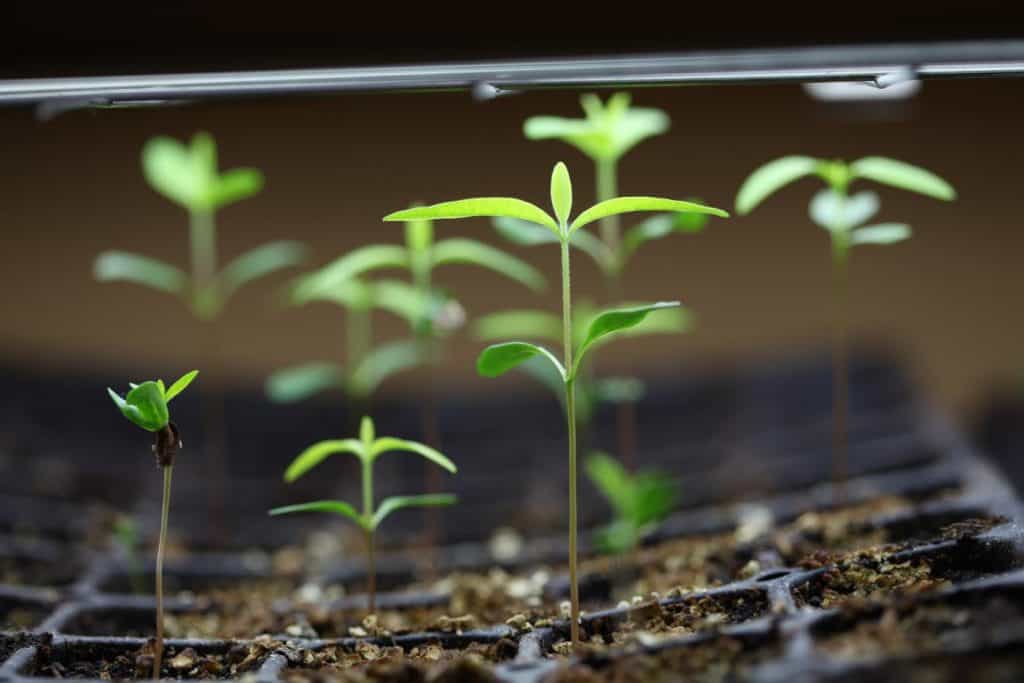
[[585, 453, 675, 554]]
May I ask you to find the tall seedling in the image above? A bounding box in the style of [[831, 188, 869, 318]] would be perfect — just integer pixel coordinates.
[[107, 371, 198, 679], [735, 156, 955, 498], [385, 162, 727, 650]]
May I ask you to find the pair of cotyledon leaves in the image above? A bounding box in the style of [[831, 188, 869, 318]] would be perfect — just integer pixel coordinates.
[[586, 452, 676, 555], [93, 133, 305, 318], [107, 370, 199, 432], [382, 162, 728, 385], [735, 155, 956, 248], [268, 416, 456, 532]]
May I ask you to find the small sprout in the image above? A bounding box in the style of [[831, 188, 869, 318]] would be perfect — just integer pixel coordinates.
[[112, 515, 145, 595], [107, 370, 198, 680], [585, 453, 676, 555], [384, 161, 727, 651], [735, 155, 955, 499], [269, 416, 458, 614]]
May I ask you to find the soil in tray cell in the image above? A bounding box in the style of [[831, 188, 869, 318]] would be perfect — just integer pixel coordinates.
[[281, 641, 516, 683], [0, 597, 51, 631], [0, 554, 82, 588], [25, 638, 278, 680]]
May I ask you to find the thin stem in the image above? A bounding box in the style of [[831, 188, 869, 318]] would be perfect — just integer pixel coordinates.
[[154, 464, 173, 681], [832, 236, 850, 503], [347, 305, 372, 370], [559, 236, 581, 650], [189, 210, 218, 319], [596, 158, 621, 268], [361, 455, 376, 614]]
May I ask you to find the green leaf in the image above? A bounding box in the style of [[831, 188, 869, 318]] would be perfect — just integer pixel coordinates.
[[368, 280, 435, 326], [431, 238, 545, 292], [371, 494, 457, 530], [477, 342, 566, 381], [735, 156, 820, 214], [369, 437, 456, 472], [585, 453, 632, 517], [850, 157, 956, 201], [209, 168, 264, 209], [573, 302, 680, 377], [570, 198, 727, 234], [164, 370, 198, 402], [809, 190, 880, 232], [348, 340, 423, 397], [265, 363, 344, 403], [384, 199, 558, 235], [620, 306, 690, 337], [360, 416, 375, 444], [221, 241, 306, 297], [850, 223, 912, 245], [550, 162, 572, 225], [142, 136, 204, 209], [623, 211, 709, 256], [269, 500, 364, 528], [292, 245, 409, 302], [473, 310, 562, 344], [108, 381, 169, 432], [283, 439, 364, 482], [291, 276, 372, 310], [493, 217, 613, 271], [631, 473, 677, 525], [93, 251, 187, 295], [594, 519, 641, 555]]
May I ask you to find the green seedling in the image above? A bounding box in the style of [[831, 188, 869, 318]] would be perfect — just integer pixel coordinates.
[[94, 132, 306, 320], [384, 161, 727, 650], [269, 416, 457, 614], [107, 370, 199, 680], [585, 453, 676, 555], [112, 515, 145, 595], [497, 93, 715, 466], [735, 156, 955, 498]]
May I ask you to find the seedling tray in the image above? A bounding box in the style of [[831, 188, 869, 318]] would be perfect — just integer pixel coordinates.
[[0, 356, 1021, 681]]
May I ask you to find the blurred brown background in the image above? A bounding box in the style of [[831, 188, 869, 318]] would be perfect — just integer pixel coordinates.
[[0, 78, 1020, 422]]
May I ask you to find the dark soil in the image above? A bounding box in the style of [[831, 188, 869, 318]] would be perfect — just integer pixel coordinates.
[[0, 597, 51, 631], [0, 553, 82, 587], [0, 633, 47, 664]]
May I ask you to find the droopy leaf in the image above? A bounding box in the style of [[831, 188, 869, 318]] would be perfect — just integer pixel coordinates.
[[371, 494, 457, 530], [283, 439, 364, 482], [369, 280, 438, 327], [431, 238, 546, 292], [573, 302, 680, 377], [348, 340, 423, 397], [265, 363, 344, 403], [850, 157, 956, 201], [623, 211, 709, 256], [809, 190, 879, 231], [735, 156, 820, 214], [369, 437, 457, 472], [474, 310, 562, 344], [384, 199, 558, 235], [292, 245, 409, 302], [221, 241, 306, 298], [93, 251, 187, 295], [850, 223, 912, 245], [570, 198, 727, 234], [108, 381, 169, 432], [164, 370, 198, 402], [493, 217, 612, 271], [477, 342, 566, 381], [268, 500, 364, 527]]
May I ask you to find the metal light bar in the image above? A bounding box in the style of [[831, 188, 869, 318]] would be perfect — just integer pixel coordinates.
[[3, 40, 1024, 108]]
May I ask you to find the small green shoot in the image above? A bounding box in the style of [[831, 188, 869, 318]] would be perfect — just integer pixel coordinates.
[[384, 161, 727, 651], [112, 515, 145, 595], [269, 416, 457, 614], [94, 132, 306, 319], [585, 453, 676, 555], [107, 370, 198, 680], [735, 156, 955, 498]]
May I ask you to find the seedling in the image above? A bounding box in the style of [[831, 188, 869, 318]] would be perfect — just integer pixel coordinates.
[[107, 370, 199, 680], [112, 515, 145, 595], [585, 453, 676, 554], [497, 93, 714, 465], [269, 416, 457, 614], [384, 161, 727, 650], [735, 156, 955, 497]]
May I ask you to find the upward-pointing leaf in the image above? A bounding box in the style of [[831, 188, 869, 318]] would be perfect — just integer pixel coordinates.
[[283, 439, 364, 483], [142, 136, 203, 210], [164, 370, 199, 402], [550, 162, 573, 226], [93, 251, 188, 295], [850, 157, 956, 201], [809, 190, 880, 232], [431, 238, 546, 292], [209, 168, 264, 209], [221, 241, 306, 298], [369, 437, 457, 473], [348, 340, 423, 397], [292, 245, 409, 302], [371, 494, 457, 530], [585, 453, 632, 518], [109, 381, 169, 432], [384, 199, 558, 235], [570, 198, 727, 234], [735, 156, 820, 214], [573, 302, 680, 377], [477, 342, 566, 382], [268, 500, 364, 528], [474, 310, 563, 344]]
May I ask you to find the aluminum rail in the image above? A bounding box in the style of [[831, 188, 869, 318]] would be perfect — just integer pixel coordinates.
[[3, 40, 1024, 108]]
